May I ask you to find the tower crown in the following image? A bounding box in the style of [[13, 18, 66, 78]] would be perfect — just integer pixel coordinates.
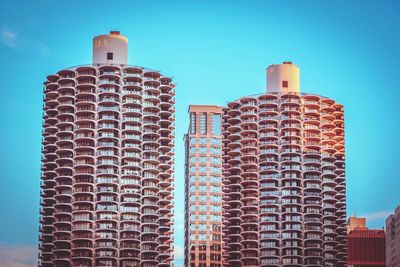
[[267, 61, 300, 93], [93, 31, 128, 65]]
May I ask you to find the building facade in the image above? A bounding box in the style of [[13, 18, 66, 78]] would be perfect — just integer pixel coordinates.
[[39, 31, 175, 267], [386, 205, 400, 267], [185, 62, 347, 266], [184, 106, 224, 267], [347, 217, 386, 267]]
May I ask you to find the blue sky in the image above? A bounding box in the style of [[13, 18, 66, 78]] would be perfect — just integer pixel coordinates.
[[0, 0, 399, 266]]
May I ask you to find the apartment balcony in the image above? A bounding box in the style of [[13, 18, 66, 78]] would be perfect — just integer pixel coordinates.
[[240, 112, 257, 124], [228, 114, 242, 126], [281, 92, 301, 102], [58, 78, 76, 92], [75, 87, 96, 101], [239, 97, 257, 107], [143, 72, 160, 82], [74, 66, 95, 77], [123, 67, 143, 77], [99, 66, 120, 76], [53, 251, 71, 264], [120, 252, 141, 264], [45, 74, 58, 84], [241, 158, 258, 170], [259, 105, 279, 119], [259, 94, 278, 104]]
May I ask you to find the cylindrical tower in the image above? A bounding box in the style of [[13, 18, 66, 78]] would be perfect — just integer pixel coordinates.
[[39, 32, 175, 267], [222, 62, 346, 267], [93, 31, 128, 65], [266, 62, 300, 93]]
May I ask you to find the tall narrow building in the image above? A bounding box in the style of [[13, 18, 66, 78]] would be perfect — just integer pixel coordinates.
[[184, 106, 224, 267], [386, 205, 400, 267], [39, 31, 175, 267], [185, 62, 347, 267]]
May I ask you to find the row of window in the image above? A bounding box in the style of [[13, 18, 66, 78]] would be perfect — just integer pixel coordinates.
[[189, 175, 222, 183], [190, 113, 221, 135], [190, 195, 222, 202], [189, 156, 222, 164], [190, 137, 222, 145], [189, 166, 222, 174], [190, 233, 221, 241], [190, 205, 221, 212], [190, 215, 222, 222], [189, 147, 222, 155], [190, 185, 222, 193], [189, 224, 221, 231]]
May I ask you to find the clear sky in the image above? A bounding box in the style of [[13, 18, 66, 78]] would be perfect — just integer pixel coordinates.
[[0, 0, 399, 266]]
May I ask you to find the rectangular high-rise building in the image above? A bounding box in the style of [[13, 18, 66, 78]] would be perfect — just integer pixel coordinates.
[[185, 62, 347, 267], [38, 31, 175, 267], [184, 105, 224, 267], [386, 205, 400, 267]]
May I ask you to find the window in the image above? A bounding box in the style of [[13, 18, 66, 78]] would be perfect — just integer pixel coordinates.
[[199, 157, 207, 163], [210, 167, 221, 174], [210, 138, 221, 145], [190, 113, 196, 134], [282, 80, 288, 88], [200, 113, 207, 134], [107, 52, 113, 60], [210, 186, 221, 193], [210, 147, 221, 155], [199, 224, 206, 231], [210, 205, 221, 212], [199, 234, 207, 240], [210, 195, 221, 202], [210, 157, 221, 164], [210, 176, 221, 183], [210, 215, 221, 222], [212, 114, 221, 135]]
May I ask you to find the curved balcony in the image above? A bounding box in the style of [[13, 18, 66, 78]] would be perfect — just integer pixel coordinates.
[[123, 76, 143, 91], [123, 67, 143, 76], [281, 93, 301, 104]]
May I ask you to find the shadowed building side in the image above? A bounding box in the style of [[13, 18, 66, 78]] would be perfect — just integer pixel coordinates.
[[386, 205, 400, 267]]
